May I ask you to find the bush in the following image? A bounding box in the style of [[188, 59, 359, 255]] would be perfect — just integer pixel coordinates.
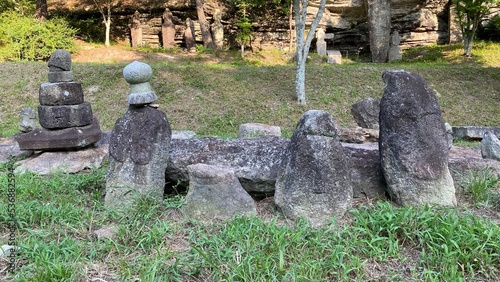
[[0, 12, 77, 61]]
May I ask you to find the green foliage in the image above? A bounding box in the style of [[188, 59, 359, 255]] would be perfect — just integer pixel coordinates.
[[66, 16, 104, 43], [478, 14, 500, 41], [0, 12, 77, 61], [463, 168, 500, 206], [0, 0, 34, 15]]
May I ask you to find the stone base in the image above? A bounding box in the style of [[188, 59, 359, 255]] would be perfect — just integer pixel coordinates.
[[327, 50, 342, 64], [16, 116, 102, 150]]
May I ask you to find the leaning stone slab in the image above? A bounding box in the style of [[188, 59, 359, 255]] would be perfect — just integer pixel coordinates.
[[38, 102, 93, 129], [16, 116, 102, 150], [379, 70, 456, 206], [274, 110, 353, 226], [105, 106, 171, 210], [481, 131, 500, 161], [181, 164, 257, 221], [14, 144, 108, 175], [39, 82, 84, 106], [238, 123, 281, 138], [452, 126, 500, 140]]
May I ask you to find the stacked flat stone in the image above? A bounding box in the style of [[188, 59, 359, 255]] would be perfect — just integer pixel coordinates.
[[17, 49, 101, 150]]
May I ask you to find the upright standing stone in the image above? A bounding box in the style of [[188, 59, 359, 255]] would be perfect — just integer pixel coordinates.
[[388, 31, 402, 62], [212, 8, 224, 50], [161, 8, 176, 48], [184, 18, 196, 52], [316, 27, 327, 56], [350, 97, 380, 129], [105, 61, 172, 210], [18, 107, 39, 133], [379, 70, 456, 206], [274, 110, 353, 226], [130, 11, 142, 48], [367, 0, 391, 63], [481, 131, 500, 161]]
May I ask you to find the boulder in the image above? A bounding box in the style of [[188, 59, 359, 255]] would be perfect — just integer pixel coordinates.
[[16, 117, 102, 150], [379, 70, 456, 206], [481, 131, 500, 161], [274, 110, 353, 226], [350, 97, 380, 129], [105, 105, 171, 210], [238, 123, 281, 138], [181, 164, 257, 221], [0, 137, 33, 163]]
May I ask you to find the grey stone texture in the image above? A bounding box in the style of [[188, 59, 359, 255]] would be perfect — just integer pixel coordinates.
[[161, 8, 176, 48], [274, 110, 353, 226], [367, 0, 391, 62], [452, 126, 500, 140], [388, 31, 402, 62], [48, 49, 72, 71], [316, 27, 327, 56], [351, 97, 380, 129], [481, 131, 500, 161], [212, 8, 224, 50], [167, 136, 288, 194], [39, 82, 84, 106], [181, 164, 257, 221], [327, 50, 342, 64], [16, 116, 102, 150], [18, 107, 39, 133], [0, 137, 33, 163], [123, 61, 158, 105], [238, 123, 281, 138], [48, 71, 74, 83], [379, 70, 456, 206], [38, 102, 93, 129], [105, 106, 171, 210], [184, 18, 196, 51]]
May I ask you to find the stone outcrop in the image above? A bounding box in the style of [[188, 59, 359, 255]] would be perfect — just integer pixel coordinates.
[[105, 61, 172, 210], [379, 70, 456, 206], [481, 131, 500, 161], [181, 164, 257, 221], [274, 110, 353, 226]]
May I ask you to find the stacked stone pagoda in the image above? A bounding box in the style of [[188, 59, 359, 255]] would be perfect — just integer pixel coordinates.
[[16, 49, 102, 150]]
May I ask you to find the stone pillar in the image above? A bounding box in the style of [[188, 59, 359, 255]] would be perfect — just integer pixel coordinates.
[[130, 11, 142, 48], [161, 8, 176, 48], [449, 5, 462, 43], [366, 0, 391, 63], [315, 27, 327, 56], [379, 70, 456, 206], [212, 8, 224, 50], [105, 61, 172, 210], [388, 30, 402, 62], [184, 18, 196, 52]]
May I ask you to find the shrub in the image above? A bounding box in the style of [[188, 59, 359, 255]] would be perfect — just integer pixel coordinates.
[[0, 12, 77, 61]]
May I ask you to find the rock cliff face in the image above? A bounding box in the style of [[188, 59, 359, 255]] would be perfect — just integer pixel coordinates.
[[50, 0, 459, 54]]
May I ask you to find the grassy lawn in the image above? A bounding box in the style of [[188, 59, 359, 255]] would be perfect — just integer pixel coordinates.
[[0, 41, 499, 281]]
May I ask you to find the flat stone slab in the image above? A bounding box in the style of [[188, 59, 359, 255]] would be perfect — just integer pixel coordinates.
[[238, 123, 281, 138], [16, 116, 102, 150], [327, 50, 342, 64], [38, 103, 93, 129], [452, 126, 500, 140], [0, 137, 34, 163]]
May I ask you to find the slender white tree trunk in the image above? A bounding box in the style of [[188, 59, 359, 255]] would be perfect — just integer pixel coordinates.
[[294, 0, 327, 105], [105, 19, 111, 47]]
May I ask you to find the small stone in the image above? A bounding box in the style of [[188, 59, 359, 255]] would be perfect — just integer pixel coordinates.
[[93, 226, 118, 240], [48, 49, 72, 72], [18, 107, 39, 133], [481, 131, 500, 161], [351, 97, 380, 129], [172, 130, 196, 139], [238, 123, 281, 138], [0, 244, 19, 257]]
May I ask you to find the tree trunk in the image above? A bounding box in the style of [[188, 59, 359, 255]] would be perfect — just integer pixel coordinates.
[[294, 0, 327, 105], [196, 0, 214, 48], [35, 0, 48, 21], [105, 19, 111, 47]]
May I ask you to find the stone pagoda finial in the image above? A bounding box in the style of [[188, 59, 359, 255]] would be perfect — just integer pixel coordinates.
[[123, 61, 158, 105], [47, 49, 74, 82]]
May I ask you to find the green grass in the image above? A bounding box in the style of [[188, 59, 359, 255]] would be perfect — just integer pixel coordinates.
[[1, 167, 499, 281], [0, 41, 499, 138], [1, 42, 500, 281]]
